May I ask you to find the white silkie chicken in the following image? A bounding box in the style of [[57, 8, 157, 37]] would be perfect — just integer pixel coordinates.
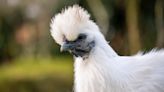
[[50, 5, 164, 92]]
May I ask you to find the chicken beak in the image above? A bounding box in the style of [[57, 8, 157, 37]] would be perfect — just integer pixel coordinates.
[[60, 42, 75, 52]]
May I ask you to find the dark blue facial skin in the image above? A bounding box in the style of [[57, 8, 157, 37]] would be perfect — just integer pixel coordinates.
[[62, 34, 95, 57]]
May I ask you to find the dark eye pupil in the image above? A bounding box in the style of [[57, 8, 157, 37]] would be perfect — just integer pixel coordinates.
[[78, 34, 86, 40], [78, 36, 83, 39]]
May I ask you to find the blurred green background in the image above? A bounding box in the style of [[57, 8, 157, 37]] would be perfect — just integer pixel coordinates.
[[0, 0, 164, 92]]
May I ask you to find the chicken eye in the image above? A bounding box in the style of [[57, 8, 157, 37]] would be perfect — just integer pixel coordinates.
[[77, 34, 86, 40]]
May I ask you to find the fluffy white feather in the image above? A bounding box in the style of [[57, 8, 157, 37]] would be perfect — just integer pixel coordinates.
[[50, 5, 164, 92], [50, 5, 90, 45]]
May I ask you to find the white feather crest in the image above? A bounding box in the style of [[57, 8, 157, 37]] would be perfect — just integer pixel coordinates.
[[50, 5, 91, 45]]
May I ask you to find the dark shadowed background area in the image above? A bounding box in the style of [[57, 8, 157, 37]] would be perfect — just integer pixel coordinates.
[[0, 0, 164, 92]]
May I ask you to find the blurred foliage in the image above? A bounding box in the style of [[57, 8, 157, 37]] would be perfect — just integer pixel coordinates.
[[0, 57, 73, 92]]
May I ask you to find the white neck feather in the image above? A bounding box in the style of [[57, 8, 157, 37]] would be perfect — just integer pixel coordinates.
[[73, 35, 132, 92]]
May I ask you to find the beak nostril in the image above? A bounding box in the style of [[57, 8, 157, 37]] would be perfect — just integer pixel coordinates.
[[60, 42, 76, 52]]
